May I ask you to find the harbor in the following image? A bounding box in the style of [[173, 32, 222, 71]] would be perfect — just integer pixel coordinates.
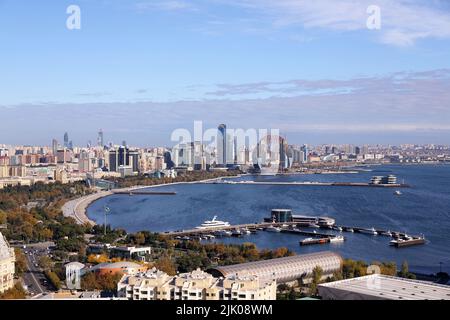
[[86, 165, 449, 274], [162, 209, 426, 249]]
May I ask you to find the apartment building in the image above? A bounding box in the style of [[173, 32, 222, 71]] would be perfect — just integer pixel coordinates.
[[117, 268, 276, 300]]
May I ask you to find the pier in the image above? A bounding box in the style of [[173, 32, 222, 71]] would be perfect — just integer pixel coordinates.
[[162, 221, 425, 248], [112, 191, 177, 195], [162, 222, 298, 237], [203, 181, 410, 188]]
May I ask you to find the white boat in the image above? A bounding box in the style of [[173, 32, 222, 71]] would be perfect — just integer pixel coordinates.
[[205, 234, 215, 239], [360, 227, 378, 235], [265, 226, 282, 232], [213, 230, 232, 237], [231, 229, 242, 237], [333, 226, 343, 232], [382, 230, 393, 237], [241, 228, 251, 235], [330, 236, 345, 243], [196, 216, 230, 229], [403, 233, 413, 240], [346, 228, 354, 233], [394, 190, 402, 196]]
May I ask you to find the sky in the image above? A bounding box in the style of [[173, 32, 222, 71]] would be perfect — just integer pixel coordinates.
[[1, 0, 450, 146]]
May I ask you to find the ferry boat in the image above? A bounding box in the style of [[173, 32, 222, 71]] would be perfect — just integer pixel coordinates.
[[390, 235, 425, 247], [300, 237, 329, 246], [265, 226, 282, 232], [360, 227, 378, 235], [329, 236, 345, 243], [196, 216, 230, 229]]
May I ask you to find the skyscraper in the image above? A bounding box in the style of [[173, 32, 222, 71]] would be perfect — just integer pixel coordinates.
[[52, 139, 58, 155], [98, 129, 104, 147], [217, 124, 227, 166], [63, 132, 69, 148]]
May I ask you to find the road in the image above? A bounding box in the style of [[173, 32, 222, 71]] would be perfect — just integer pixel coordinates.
[[19, 243, 56, 298]]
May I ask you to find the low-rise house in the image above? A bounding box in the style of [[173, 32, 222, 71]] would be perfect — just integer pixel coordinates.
[[117, 267, 277, 300]]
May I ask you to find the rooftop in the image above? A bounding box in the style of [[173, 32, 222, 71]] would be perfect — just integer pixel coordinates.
[[319, 274, 450, 300]]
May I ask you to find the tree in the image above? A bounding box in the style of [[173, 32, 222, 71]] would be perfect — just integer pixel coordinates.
[[14, 248, 27, 276], [400, 260, 409, 277], [44, 270, 61, 290], [155, 256, 177, 276], [39, 256, 53, 270], [309, 266, 323, 296], [399, 260, 416, 279], [0, 283, 26, 299]]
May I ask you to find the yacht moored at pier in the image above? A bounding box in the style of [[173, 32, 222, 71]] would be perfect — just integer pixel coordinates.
[[360, 227, 378, 235], [196, 216, 230, 229]]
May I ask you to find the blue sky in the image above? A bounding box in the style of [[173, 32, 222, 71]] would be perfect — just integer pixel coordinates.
[[1, 0, 450, 146]]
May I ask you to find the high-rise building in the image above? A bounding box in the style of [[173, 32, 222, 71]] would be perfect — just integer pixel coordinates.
[[64, 132, 69, 148], [300, 145, 309, 163], [109, 146, 139, 173], [98, 129, 104, 147], [217, 124, 227, 166], [52, 139, 58, 155]]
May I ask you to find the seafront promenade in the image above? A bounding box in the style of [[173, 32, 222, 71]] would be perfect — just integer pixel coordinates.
[[62, 175, 243, 225]]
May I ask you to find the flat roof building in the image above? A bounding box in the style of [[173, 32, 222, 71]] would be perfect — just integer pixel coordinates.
[[110, 246, 151, 262], [208, 251, 342, 284], [117, 268, 276, 300], [318, 274, 450, 300]]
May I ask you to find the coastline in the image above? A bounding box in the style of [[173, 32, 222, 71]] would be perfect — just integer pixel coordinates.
[[62, 174, 244, 225]]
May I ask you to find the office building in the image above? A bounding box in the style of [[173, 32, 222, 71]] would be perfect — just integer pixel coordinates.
[[217, 124, 227, 166], [109, 146, 139, 173], [97, 129, 104, 147]]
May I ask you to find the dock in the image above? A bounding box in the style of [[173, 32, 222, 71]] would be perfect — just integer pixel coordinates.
[[203, 181, 409, 188], [112, 191, 177, 195], [161, 219, 425, 249], [162, 222, 298, 237]]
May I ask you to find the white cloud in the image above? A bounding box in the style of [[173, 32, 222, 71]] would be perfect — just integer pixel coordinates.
[[221, 0, 450, 46], [136, 1, 193, 12]]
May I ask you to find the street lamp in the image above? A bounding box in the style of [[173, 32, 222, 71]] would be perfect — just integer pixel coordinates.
[[104, 206, 110, 236]]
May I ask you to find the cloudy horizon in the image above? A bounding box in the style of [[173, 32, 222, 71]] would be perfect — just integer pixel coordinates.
[[1, 1, 450, 146]]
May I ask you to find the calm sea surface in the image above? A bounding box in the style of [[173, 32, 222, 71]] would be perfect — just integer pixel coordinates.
[[87, 165, 450, 274]]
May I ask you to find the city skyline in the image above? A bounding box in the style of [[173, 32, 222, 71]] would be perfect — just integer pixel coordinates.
[[1, 1, 450, 145]]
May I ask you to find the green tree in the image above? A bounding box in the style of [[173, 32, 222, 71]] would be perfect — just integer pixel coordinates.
[[309, 266, 323, 296], [44, 270, 61, 290]]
